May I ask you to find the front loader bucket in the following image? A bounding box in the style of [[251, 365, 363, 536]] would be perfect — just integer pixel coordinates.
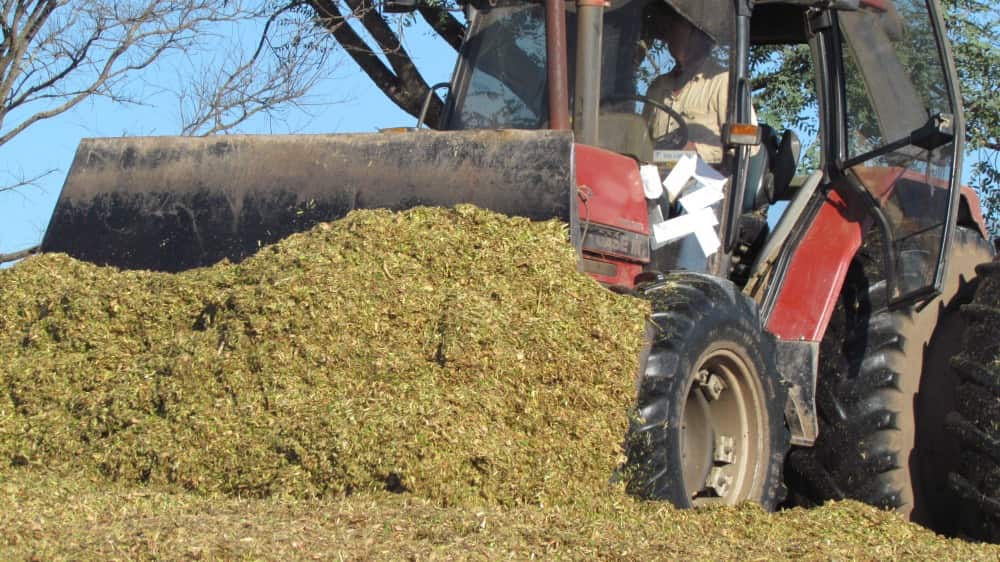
[[41, 129, 576, 272]]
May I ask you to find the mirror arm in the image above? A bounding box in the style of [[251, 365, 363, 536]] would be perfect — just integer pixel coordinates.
[[840, 113, 954, 169]]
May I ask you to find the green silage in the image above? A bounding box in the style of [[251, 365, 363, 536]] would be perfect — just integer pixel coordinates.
[[2, 205, 998, 559], [0, 205, 648, 506]]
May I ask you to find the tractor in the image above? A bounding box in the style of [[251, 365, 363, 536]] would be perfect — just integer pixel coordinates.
[[26, 0, 999, 537]]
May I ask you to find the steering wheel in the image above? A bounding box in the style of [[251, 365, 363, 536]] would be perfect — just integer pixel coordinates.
[[601, 94, 690, 150]]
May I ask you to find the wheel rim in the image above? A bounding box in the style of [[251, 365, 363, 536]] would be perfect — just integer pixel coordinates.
[[681, 346, 767, 506]]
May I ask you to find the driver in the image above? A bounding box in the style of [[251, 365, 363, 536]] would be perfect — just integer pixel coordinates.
[[643, 10, 731, 164]]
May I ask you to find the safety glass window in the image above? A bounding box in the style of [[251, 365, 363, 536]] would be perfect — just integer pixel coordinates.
[[449, 5, 548, 130], [839, 1, 956, 301], [600, 1, 734, 165]]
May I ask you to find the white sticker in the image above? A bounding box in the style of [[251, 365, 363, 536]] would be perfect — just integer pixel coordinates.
[[648, 202, 665, 226], [640, 164, 663, 200], [693, 157, 728, 192], [653, 149, 698, 165], [650, 150, 725, 256], [693, 222, 722, 256], [650, 207, 719, 249], [679, 185, 725, 214], [662, 153, 697, 203]]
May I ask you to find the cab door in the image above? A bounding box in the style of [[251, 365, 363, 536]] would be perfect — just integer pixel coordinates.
[[835, 0, 964, 303]]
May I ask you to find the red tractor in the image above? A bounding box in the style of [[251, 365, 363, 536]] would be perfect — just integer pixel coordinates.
[[32, 0, 998, 537]]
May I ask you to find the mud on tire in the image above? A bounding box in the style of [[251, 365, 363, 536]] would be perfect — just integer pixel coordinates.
[[947, 261, 1000, 542], [624, 272, 789, 509]]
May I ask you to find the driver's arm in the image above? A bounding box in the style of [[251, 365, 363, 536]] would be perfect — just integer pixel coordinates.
[[643, 74, 677, 138]]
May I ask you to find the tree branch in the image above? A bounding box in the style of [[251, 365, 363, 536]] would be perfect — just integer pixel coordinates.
[[417, 5, 464, 52], [0, 0, 342, 194], [0, 245, 39, 264], [177, 2, 340, 135], [0, 166, 56, 192], [310, 0, 400, 96], [309, 0, 442, 124]]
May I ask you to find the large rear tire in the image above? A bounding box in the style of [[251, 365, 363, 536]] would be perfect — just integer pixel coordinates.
[[784, 227, 994, 527], [624, 272, 789, 509], [947, 261, 1000, 542]]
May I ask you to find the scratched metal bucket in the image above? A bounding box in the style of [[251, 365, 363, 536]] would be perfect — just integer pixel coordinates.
[[41, 129, 577, 271]]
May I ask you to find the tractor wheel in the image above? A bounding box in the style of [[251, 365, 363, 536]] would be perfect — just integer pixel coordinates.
[[947, 261, 1000, 542], [783, 227, 994, 527], [624, 272, 789, 509]]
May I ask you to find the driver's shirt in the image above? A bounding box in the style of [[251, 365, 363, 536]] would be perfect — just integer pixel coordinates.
[[645, 60, 729, 164]]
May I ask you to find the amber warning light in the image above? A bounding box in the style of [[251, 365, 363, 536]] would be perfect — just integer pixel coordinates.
[[724, 123, 762, 147]]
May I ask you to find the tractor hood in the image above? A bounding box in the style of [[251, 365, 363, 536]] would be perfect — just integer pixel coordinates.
[[41, 129, 577, 272]]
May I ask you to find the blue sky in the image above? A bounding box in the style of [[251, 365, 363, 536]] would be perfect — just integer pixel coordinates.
[[0, 20, 456, 258]]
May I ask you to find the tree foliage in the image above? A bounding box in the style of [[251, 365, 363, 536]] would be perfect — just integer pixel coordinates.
[[750, 3, 1000, 234], [945, 1, 1000, 233]]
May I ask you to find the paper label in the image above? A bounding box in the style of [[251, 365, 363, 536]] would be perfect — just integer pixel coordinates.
[[662, 153, 696, 203], [653, 149, 698, 166], [693, 158, 728, 191], [693, 223, 722, 256], [640, 165, 663, 200], [650, 207, 719, 250], [648, 151, 726, 256], [679, 185, 725, 214]]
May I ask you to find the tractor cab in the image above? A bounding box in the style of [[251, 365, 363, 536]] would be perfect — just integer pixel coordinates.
[[440, 0, 759, 283], [442, 0, 736, 167], [439, 0, 966, 307]]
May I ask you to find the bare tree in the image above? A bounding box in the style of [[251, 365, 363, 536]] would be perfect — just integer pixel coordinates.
[[0, 0, 339, 191], [176, 2, 341, 136]]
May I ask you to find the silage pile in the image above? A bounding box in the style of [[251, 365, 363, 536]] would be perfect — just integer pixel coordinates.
[[4, 205, 999, 559], [0, 205, 647, 507]]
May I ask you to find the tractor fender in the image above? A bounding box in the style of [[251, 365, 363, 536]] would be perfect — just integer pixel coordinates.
[[958, 186, 990, 241], [763, 186, 871, 446], [766, 185, 991, 344], [762, 184, 991, 446], [765, 187, 870, 342]]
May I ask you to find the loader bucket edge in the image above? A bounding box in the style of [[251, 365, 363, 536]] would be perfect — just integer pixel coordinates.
[[40, 129, 576, 272]]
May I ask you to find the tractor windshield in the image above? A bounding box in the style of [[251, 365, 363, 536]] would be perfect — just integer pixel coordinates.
[[444, 0, 735, 163]]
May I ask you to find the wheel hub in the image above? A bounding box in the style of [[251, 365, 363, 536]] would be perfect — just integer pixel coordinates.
[[682, 349, 766, 506]]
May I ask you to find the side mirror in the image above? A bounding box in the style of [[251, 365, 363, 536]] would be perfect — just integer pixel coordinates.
[[910, 113, 954, 152], [772, 130, 801, 201]]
